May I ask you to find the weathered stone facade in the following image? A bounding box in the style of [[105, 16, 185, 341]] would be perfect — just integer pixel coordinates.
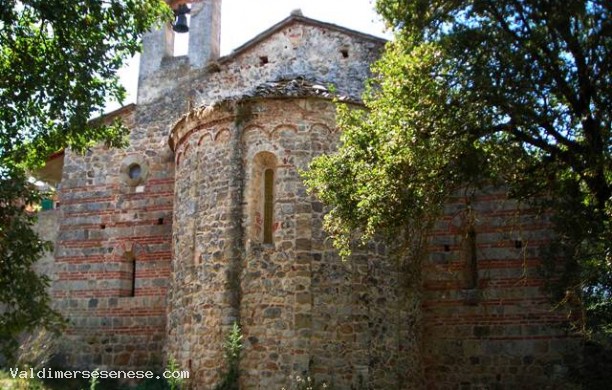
[[38, 1, 579, 388], [422, 190, 580, 389], [167, 96, 422, 388]]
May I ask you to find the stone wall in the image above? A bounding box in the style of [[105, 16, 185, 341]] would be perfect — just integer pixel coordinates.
[[422, 189, 579, 389], [168, 104, 237, 386], [51, 98, 179, 370], [46, 10, 386, 377], [191, 17, 384, 106], [168, 97, 422, 389], [33, 208, 60, 283], [38, 7, 582, 389]]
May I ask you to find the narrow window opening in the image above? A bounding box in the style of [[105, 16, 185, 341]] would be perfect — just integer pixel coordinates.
[[130, 257, 136, 297], [171, 5, 190, 57], [514, 239, 523, 248], [465, 227, 478, 289], [263, 169, 274, 244], [340, 49, 349, 58], [120, 251, 136, 297], [100, 224, 106, 230], [249, 152, 278, 245], [157, 217, 164, 225], [259, 56, 269, 65], [172, 26, 190, 56]]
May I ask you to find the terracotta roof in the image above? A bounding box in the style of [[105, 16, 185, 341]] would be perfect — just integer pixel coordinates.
[[91, 103, 136, 125]]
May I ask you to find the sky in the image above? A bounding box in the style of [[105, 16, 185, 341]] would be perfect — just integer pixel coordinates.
[[218, 0, 390, 53], [112, 0, 391, 109]]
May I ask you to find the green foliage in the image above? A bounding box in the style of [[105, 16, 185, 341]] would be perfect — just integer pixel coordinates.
[[0, 369, 48, 389], [539, 175, 612, 336], [214, 322, 243, 390], [130, 378, 174, 390], [304, 41, 493, 260], [15, 328, 60, 373], [280, 374, 329, 390], [305, 0, 610, 334], [88, 369, 99, 390], [224, 322, 243, 365], [1, 1, 172, 166], [165, 357, 184, 390], [0, 166, 64, 360], [0, 0, 171, 359]]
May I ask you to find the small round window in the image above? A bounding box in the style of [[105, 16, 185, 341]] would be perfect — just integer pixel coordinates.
[[120, 156, 148, 187], [128, 164, 142, 180]]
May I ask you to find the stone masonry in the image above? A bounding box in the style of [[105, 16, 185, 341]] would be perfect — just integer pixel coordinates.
[[37, 1, 580, 388]]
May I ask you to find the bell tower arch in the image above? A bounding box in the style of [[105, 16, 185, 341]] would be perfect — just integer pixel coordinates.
[[137, 0, 221, 103]]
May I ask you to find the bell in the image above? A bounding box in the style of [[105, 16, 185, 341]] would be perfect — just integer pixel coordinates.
[[173, 14, 189, 33], [173, 4, 190, 33]]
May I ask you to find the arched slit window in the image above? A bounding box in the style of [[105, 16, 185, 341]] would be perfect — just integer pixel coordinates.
[[130, 255, 137, 297], [465, 226, 478, 289], [119, 250, 136, 297], [248, 151, 277, 245], [263, 169, 274, 244]]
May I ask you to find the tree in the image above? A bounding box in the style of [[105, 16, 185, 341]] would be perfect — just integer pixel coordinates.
[[0, 0, 171, 359], [304, 0, 611, 335]]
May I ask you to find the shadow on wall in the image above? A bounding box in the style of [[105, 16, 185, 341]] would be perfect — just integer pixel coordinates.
[[568, 339, 612, 389]]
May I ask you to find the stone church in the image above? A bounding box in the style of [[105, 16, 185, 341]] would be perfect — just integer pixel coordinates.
[[34, 0, 578, 388]]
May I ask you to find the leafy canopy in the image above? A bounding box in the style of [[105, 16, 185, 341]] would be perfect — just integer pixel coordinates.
[[0, 0, 171, 359], [304, 0, 611, 334]]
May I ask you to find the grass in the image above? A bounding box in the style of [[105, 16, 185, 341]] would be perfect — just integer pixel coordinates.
[[0, 369, 48, 389]]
